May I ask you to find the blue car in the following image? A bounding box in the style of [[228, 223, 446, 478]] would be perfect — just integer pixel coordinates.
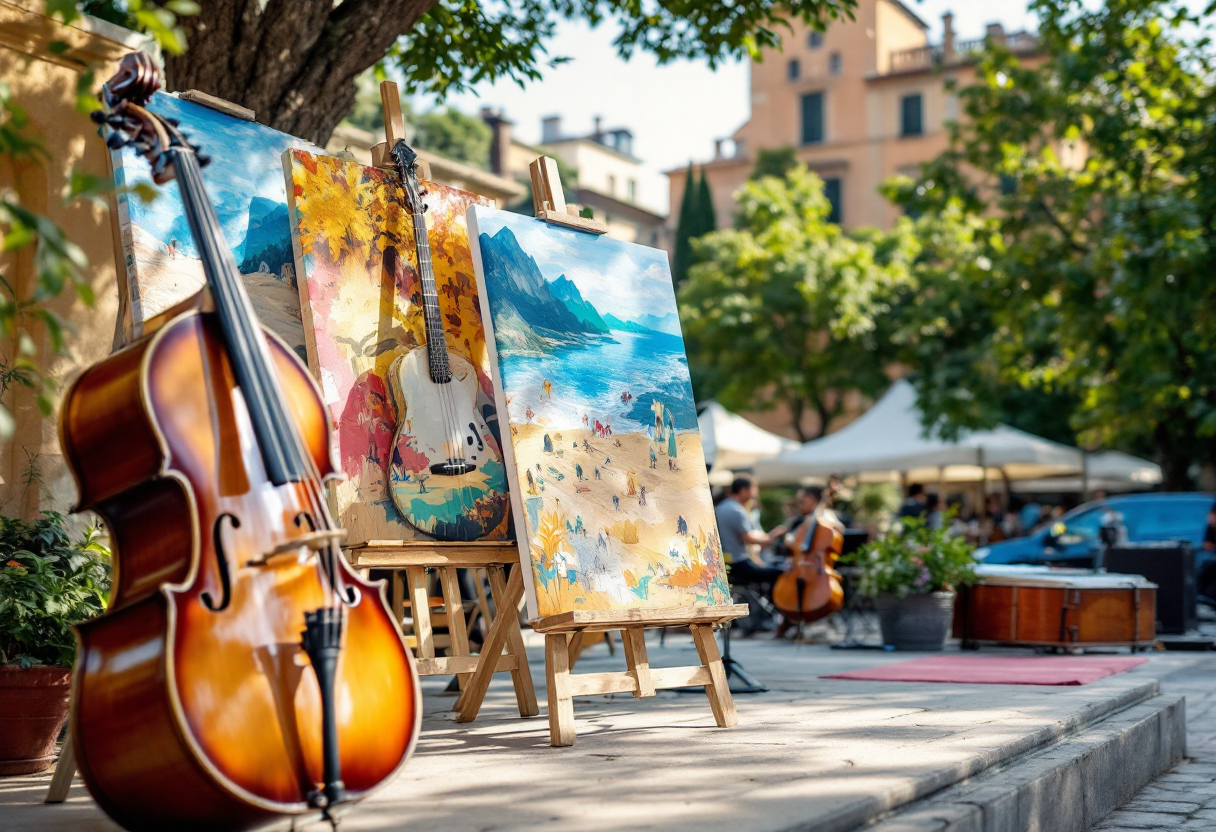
[[975, 493, 1215, 574]]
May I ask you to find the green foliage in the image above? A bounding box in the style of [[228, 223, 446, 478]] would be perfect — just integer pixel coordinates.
[[889, 0, 1216, 487], [696, 169, 716, 234], [844, 483, 900, 528], [673, 166, 717, 285], [392, 0, 858, 98], [0, 512, 111, 668], [848, 514, 975, 598], [680, 166, 916, 440], [415, 107, 492, 169], [75, 1, 195, 55], [751, 147, 799, 181]]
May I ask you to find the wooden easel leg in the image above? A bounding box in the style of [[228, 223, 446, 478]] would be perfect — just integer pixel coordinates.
[[390, 570, 406, 636], [621, 628, 655, 698], [438, 567, 473, 691], [406, 566, 435, 660], [546, 632, 576, 747], [454, 566, 528, 723], [690, 624, 738, 729], [44, 729, 76, 803], [488, 565, 539, 717]]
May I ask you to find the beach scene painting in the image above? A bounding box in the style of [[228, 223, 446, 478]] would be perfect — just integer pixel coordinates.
[[109, 91, 317, 353], [467, 206, 730, 618], [285, 150, 509, 545]]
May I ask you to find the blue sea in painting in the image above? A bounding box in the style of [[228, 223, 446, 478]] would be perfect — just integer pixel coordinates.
[[471, 209, 698, 434], [111, 91, 316, 276]]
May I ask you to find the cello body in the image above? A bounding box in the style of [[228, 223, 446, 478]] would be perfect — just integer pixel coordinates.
[[60, 312, 419, 832], [772, 521, 845, 623]]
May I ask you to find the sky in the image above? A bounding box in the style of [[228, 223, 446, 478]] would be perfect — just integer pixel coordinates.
[[433, 1, 1046, 215]]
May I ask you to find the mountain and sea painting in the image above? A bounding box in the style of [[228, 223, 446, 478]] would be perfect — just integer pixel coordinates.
[[109, 91, 317, 354], [285, 150, 509, 545], [467, 206, 730, 619]]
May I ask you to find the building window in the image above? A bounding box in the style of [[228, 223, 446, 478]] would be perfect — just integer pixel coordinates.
[[800, 92, 824, 145], [828, 52, 842, 76], [627, 179, 637, 201], [607, 174, 616, 195], [900, 93, 924, 137], [808, 30, 823, 49], [823, 177, 842, 224], [787, 58, 800, 80]]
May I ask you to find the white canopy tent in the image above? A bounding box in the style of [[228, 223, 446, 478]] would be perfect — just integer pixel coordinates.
[[698, 401, 801, 485], [752, 380, 1085, 486], [1011, 451, 1162, 494]]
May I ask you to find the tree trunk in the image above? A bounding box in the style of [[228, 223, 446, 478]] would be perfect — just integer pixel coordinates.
[[163, 0, 439, 145], [1154, 422, 1193, 491]]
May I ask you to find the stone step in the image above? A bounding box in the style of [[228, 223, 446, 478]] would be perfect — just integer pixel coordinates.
[[863, 691, 1186, 832]]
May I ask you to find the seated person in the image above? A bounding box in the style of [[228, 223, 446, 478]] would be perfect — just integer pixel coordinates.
[[715, 475, 786, 587]]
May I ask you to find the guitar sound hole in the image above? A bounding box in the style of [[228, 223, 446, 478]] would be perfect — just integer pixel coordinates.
[[430, 461, 476, 476]]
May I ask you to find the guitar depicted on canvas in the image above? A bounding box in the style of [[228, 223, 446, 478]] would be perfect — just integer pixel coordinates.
[[387, 140, 510, 541]]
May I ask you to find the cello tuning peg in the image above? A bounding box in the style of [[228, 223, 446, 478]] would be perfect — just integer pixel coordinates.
[[90, 110, 107, 124], [105, 133, 128, 150], [106, 113, 127, 127], [164, 117, 180, 126], [196, 153, 212, 167]]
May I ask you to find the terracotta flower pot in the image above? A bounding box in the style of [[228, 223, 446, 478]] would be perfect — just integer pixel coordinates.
[[875, 591, 957, 651], [0, 665, 72, 776]]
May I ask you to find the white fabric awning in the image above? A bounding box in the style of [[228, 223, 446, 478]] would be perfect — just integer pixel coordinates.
[[698, 401, 801, 477], [752, 380, 1085, 485], [1010, 451, 1162, 494]]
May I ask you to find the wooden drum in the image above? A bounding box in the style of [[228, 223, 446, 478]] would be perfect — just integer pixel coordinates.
[[953, 566, 1157, 651]]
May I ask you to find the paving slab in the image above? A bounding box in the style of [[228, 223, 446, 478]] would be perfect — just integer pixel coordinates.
[[0, 635, 1204, 832]]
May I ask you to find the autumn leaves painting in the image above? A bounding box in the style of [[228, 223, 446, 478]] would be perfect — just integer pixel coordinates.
[[285, 150, 508, 544]]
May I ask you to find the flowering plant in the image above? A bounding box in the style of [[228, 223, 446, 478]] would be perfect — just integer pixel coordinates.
[[848, 513, 976, 599], [0, 512, 111, 668]]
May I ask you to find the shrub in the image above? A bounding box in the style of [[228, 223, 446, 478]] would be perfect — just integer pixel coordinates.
[[848, 513, 975, 599], [0, 511, 111, 668]]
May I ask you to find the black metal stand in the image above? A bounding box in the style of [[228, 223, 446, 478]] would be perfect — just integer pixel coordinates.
[[720, 621, 767, 693], [302, 607, 346, 827]]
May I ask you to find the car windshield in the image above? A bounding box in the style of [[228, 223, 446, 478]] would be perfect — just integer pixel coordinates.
[[1056, 507, 1102, 542]]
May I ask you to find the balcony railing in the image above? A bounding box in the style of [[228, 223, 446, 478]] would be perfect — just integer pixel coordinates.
[[888, 31, 1038, 74]]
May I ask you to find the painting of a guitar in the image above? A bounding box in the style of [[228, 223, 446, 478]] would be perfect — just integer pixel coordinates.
[[387, 141, 510, 541]]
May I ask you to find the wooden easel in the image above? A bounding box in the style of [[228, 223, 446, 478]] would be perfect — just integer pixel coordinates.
[[497, 158, 749, 746], [333, 81, 539, 720]]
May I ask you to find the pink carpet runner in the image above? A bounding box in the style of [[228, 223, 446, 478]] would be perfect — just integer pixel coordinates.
[[823, 654, 1148, 686]]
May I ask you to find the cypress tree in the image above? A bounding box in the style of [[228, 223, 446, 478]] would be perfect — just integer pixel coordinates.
[[673, 164, 698, 285], [696, 169, 716, 234]]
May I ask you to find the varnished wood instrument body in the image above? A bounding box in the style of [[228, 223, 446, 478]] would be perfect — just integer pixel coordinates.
[[772, 521, 844, 623], [953, 575, 1157, 650], [60, 312, 419, 831]]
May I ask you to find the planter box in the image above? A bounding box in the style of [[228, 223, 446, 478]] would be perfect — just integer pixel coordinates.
[[875, 591, 956, 651], [0, 665, 71, 776]]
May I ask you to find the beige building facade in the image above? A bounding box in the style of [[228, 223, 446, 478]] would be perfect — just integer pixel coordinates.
[[667, 0, 1037, 234]]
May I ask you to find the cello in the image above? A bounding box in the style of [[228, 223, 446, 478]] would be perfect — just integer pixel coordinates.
[[771, 489, 844, 624], [59, 54, 418, 831]]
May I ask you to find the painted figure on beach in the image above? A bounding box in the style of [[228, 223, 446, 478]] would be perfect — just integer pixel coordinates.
[[468, 206, 729, 617]]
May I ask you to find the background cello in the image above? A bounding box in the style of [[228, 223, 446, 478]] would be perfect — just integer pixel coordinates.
[[772, 488, 845, 626], [59, 54, 418, 831]]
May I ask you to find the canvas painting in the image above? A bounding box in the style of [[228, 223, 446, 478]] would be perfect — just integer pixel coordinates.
[[285, 150, 509, 545], [109, 91, 319, 355], [467, 206, 730, 618]]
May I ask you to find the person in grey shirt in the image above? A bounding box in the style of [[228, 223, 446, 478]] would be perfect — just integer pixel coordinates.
[[715, 475, 786, 586]]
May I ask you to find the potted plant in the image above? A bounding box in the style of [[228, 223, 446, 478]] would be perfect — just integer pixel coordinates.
[[849, 514, 975, 651], [0, 511, 110, 775]]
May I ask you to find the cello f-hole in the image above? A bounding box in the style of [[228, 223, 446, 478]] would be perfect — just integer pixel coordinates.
[[201, 513, 239, 612]]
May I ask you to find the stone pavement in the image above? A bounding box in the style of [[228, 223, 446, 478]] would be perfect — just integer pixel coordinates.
[[0, 632, 1202, 832], [1089, 653, 1216, 831]]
